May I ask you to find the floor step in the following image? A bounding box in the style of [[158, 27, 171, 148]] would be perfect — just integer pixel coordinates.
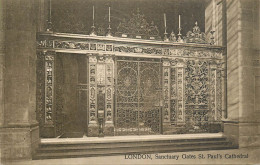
[[34, 144, 234, 159], [38, 141, 229, 152], [34, 134, 235, 160], [40, 137, 226, 147]]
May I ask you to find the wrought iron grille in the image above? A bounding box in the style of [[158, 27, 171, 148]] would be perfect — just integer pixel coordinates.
[[115, 58, 162, 135]]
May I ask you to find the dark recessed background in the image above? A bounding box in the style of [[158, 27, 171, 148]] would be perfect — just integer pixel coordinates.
[[52, 0, 206, 38]]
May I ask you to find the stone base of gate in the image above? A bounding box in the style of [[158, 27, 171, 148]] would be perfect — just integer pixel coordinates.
[[104, 123, 114, 136], [223, 120, 239, 147], [41, 125, 55, 138], [208, 122, 223, 133], [223, 120, 260, 148], [162, 123, 185, 134], [87, 123, 99, 137], [162, 122, 173, 134]]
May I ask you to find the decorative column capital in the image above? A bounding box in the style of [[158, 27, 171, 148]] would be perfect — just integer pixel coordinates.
[[89, 54, 98, 63], [176, 59, 185, 67], [105, 54, 115, 63], [170, 59, 178, 67], [209, 60, 218, 68], [162, 58, 171, 66]]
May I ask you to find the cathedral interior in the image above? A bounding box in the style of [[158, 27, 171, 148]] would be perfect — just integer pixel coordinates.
[[0, 0, 260, 161]]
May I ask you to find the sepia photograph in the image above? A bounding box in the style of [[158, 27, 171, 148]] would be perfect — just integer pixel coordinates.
[[0, 0, 259, 164]]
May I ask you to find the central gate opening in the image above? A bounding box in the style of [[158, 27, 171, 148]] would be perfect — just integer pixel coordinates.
[[115, 57, 162, 135]]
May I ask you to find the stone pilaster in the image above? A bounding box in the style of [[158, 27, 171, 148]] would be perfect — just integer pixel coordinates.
[[38, 51, 56, 138], [208, 60, 222, 132], [170, 60, 177, 124], [209, 61, 217, 121], [88, 54, 98, 136], [104, 55, 115, 136], [162, 58, 171, 133], [176, 60, 185, 124]]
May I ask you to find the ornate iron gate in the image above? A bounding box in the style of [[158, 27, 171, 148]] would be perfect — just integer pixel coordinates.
[[115, 58, 162, 135]]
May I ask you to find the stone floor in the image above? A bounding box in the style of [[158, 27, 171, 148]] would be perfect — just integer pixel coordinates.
[[3, 147, 260, 165]]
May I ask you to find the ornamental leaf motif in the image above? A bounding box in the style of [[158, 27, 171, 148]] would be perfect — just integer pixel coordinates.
[[116, 8, 160, 39], [186, 22, 207, 44]]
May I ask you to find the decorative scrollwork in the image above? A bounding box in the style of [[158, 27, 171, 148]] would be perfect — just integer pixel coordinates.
[[116, 60, 161, 135], [185, 60, 209, 126], [116, 8, 161, 40], [170, 68, 177, 123], [37, 40, 53, 48], [185, 60, 209, 106], [186, 22, 207, 44], [169, 31, 177, 42], [38, 37, 224, 59], [113, 45, 163, 55]]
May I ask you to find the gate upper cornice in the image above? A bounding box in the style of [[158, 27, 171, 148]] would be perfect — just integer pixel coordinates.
[[37, 32, 224, 60]]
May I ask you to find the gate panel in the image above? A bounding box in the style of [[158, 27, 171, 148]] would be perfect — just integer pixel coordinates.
[[115, 59, 161, 135], [139, 62, 161, 135], [116, 61, 138, 135]]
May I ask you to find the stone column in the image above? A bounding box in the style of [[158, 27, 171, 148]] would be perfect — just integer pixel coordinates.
[[36, 0, 49, 32], [0, 0, 5, 128], [236, 0, 260, 148], [0, 0, 39, 160], [0, 2, 5, 161]]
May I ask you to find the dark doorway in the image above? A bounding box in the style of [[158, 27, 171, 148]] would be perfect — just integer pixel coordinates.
[[55, 53, 88, 138]]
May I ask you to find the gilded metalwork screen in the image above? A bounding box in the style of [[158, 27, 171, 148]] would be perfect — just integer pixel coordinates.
[[115, 58, 162, 135]]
